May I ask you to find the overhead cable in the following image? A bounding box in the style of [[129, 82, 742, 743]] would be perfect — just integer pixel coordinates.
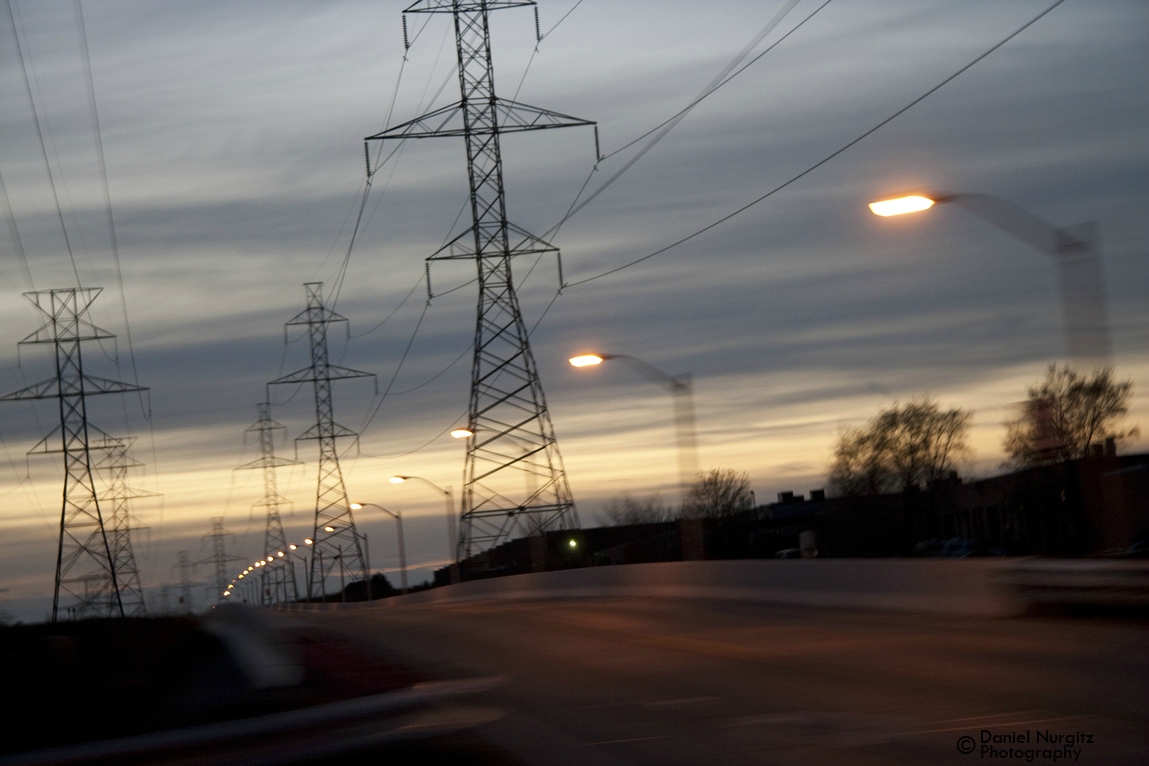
[[4, 0, 82, 286], [547, 0, 805, 240], [564, 0, 1067, 288]]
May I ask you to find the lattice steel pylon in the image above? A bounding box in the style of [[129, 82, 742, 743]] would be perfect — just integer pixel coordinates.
[[92, 434, 152, 616], [246, 403, 292, 556], [173, 551, 195, 614], [368, 1, 592, 558], [202, 517, 243, 604], [237, 402, 301, 603], [0, 288, 146, 621], [269, 283, 374, 601]]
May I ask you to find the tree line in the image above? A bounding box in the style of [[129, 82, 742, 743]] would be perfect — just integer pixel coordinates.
[[829, 365, 1137, 497], [598, 365, 1137, 523]]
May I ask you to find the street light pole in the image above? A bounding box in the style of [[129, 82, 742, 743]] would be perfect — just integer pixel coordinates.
[[869, 192, 1111, 367], [569, 353, 700, 505], [389, 476, 460, 584], [361, 532, 371, 602], [350, 503, 408, 594]]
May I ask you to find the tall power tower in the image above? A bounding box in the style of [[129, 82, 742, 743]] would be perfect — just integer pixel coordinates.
[[237, 402, 301, 603], [0, 288, 146, 621], [368, 0, 590, 558], [270, 283, 373, 600], [93, 434, 152, 616]]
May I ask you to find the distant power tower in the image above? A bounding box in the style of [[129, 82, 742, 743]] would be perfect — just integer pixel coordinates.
[[237, 402, 301, 603], [93, 434, 152, 616], [270, 283, 374, 600], [241, 403, 295, 555], [0, 288, 146, 621], [368, 0, 590, 558], [202, 517, 242, 604], [173, 550, 196, 614]]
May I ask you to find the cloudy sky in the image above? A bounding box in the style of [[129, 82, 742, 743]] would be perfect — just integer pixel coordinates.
[[1, 0, 1146, 622]]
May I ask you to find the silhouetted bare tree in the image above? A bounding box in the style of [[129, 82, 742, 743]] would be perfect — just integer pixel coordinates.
[[682, 468, 754, 519], [829, 396, 972, 496], [598, 494, 677, 525], [1004, 365, 1137, 466]]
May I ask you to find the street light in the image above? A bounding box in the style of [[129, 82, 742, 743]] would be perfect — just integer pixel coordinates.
[[868, 191, 1110, 366], [350, 502, 408, 593], [390, 475, 460, 584], [568, 352, 699, 506]]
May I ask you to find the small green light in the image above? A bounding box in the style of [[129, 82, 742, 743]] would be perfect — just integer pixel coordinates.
[[568, 539, 577, 549]]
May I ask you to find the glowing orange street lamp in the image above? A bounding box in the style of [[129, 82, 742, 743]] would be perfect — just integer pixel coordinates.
[[867, 194, 938, 217], [568, 354, 607, 367]]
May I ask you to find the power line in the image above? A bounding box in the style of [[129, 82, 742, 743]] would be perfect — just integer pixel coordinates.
[[358, 299, 430, 436], [540, 0, 585, 41], [3, 0, 81, 286], [0, 167, 35, 291], [604, 0, 832, 163], [74, 0, 154, 415], [564, 0, 1067, 288], [547, 0, 805, 239], [509, 0, 586, 102], [349, 274, 424, 339], [328, 20, 453, 311]]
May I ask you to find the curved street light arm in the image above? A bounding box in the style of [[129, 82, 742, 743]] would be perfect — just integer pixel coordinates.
[[876, 191, 1109, 367], [941, 193, 1067, 259], [350, 502, 407, 594], [603, 354, 691, 394], [391, 476, 460, 570]]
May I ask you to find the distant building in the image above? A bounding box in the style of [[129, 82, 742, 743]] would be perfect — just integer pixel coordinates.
[[433, 453, 1149, 584]]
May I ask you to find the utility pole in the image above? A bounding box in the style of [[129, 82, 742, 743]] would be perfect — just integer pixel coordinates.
[[92, 434, 153, 616], [237, 402, 301, 603], [270, 283, 373, 601], [0, 288, 146, 621], [368, 1, 591, 558]]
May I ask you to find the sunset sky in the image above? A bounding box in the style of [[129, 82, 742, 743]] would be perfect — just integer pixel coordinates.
[[2, 0, 1146, 622]]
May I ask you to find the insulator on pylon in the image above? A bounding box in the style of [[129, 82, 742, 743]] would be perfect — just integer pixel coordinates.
[[363, 142, 372, 179], [425, 262, 433, 302], [534, 7, 542, 43], [402, 15, 410, 49], [556, 251, 566, 288], [593, 125, 602, 163]]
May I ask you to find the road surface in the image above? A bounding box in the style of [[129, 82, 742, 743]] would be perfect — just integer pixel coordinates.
[[281, 598, 1147, 765]]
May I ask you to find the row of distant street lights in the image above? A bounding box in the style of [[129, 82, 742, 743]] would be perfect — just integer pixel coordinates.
[[223, 190, 1108, 602], [222, 467, 471, 604]]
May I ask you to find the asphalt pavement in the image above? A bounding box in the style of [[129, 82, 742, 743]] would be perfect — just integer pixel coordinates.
[[287, 597, 1149, 765]]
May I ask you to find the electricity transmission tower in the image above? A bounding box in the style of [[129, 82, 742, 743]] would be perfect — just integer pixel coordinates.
[[202, 517, 242, 604], [0, 288, 146, 621], [368, 0, 591, 558], [237, 402, 301, 603], [93, 434, 152, 616], [173, 551, 196, 614], [270, 283, 373, 601]]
